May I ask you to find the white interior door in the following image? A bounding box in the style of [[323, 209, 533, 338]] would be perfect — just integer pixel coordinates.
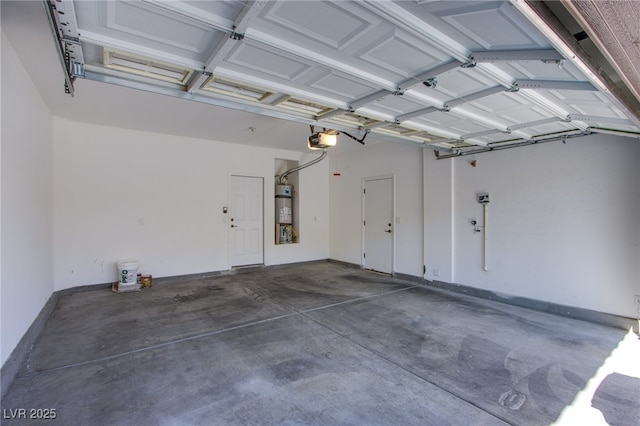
[[230, 175, 264, 267], [364, 177, 393, 274]]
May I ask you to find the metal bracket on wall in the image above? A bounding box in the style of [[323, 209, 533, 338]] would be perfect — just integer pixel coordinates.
[[342, 131, 368, 145]]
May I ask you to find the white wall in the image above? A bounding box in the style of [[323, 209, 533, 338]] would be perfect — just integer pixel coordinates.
[[329, 141, 424, 277], [425, 136, 640, 318], [1, 32, 54, 366], [332, 135, 639, 318], [424, 151, 454, 283], [52, 119, 330, 290]]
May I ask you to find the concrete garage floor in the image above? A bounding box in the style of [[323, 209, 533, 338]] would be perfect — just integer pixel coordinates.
[[2, 261, 639, 425]]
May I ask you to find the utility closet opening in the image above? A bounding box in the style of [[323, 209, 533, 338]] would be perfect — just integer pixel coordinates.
[[275, 158, 300, 244]]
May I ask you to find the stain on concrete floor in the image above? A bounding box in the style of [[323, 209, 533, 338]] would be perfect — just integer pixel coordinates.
[[2, 261, 638, 425]]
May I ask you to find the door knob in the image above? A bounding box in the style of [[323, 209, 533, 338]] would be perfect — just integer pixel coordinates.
[[385, 229, 392, 233], [231, 224, 237, 228]]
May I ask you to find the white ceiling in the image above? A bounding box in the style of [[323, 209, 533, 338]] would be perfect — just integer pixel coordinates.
[[2, 0, 639, 154]]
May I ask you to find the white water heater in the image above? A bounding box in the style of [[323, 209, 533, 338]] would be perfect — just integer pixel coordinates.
[[274, 149, 328, 245], [276, 184, 294, 243]]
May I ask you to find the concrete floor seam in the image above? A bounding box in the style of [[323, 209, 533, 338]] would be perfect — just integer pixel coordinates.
[[258, 279, 518, 425], [235, 279, 513, 423], [5, 264, 634, 425], [299, 285, 419, 314], [17, 282, 415, 380], [296, 300, 518, 426], [17, 312, 299, 380], [237, 282, 511, 423]]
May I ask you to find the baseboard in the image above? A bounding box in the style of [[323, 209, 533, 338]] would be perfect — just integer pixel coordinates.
[[425, 279, 638, 333], [0, 259, 333, 399], [331, 264, 636, 333], [392, 271, 424, 285], [391, 270, 637, 332], [326, 259, 362, 269], [64, 259, 337, 289], [1, 291, 60, 400], [4, 260, 635, 401]]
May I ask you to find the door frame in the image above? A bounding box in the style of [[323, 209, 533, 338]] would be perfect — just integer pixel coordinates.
[[362, 174, 395, 274], [228, 173, 266, 269]]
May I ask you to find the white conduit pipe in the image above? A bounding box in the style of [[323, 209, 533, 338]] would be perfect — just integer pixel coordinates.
[[483, 203, 489, 271]]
